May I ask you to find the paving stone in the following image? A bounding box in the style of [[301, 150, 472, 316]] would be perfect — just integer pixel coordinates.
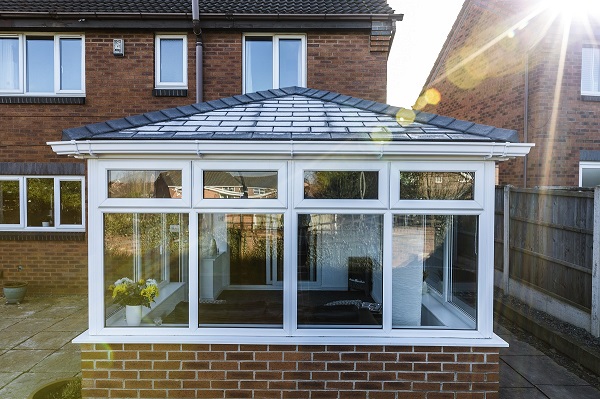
[[502, 355, 589, 386], [9, 318, 57, 332], [45, 315, 88, 332], [31, 350, 81, 373], [537, 384, 600, 399], [0, 372, 21, 389], [499, 360, 534, 388], [0, 318, 19, 331], [0, 329, 35, 349], [499, 387, 548, 399], [499, 336, 545, 357], [16, 331, 79, 350], [0, 350, 52, 372]]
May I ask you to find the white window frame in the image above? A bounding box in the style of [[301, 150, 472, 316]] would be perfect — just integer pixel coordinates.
[[579, 161, 600, 186], [85, 158, 499, 344], [154, 34, 188, 89], [0, 175, 85, 231], [582, 46, 600, 96], [242, 33, 307, 93], [390, 162, 484, 210], [0, 33, 85, 96], [98, 160, 192, 208]]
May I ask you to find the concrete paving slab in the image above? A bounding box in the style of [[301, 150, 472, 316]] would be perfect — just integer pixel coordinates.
[[499, 336, 545, 357], [46, 315, 88, 332], [0, 329, 35, 349], [0, 371, 77, 399], [499, 360, 534, 388], [9, 318, 58, 332], [15, 331, 79, 351], [537, 384, 600, 399], [0, 372, 21, 389], [502, 355, 589, 386], [0, 350, 52, 372], [0, 318, 19, 331], [31, 350, 82, 373], [499, 387, 548, 399], [27, 305, 82, 319]]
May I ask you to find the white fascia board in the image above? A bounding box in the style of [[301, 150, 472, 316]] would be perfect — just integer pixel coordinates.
[[48, 140, 533, 160]]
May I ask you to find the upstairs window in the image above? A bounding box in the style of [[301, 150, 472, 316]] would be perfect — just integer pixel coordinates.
[[155, 35, 187, 89], [582, 46, 600, 96], [0, 34, 84, 95], [243, 34, 306, 93]]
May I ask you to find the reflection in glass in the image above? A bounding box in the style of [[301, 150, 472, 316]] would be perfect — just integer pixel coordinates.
[[297, 214, 383, 328], [392, 215, 477, 329], [203, 171, 277, 199], [160, 38, 184, 83], [400, 172, 475, 200], [108, 170, 182, 198], [104, 213, 189, 327], [60, 181, 82, 225], [304, 171, 378, 200], [26, 178, 53, 227], [245, 37, 273, 92], [198, 213, 283, 326], [0, 180, 20, 224], [279, 39, 302, 87], [60, 38, 82, 90], [26, 37, 54, 93], [0, 38, 19, 90]]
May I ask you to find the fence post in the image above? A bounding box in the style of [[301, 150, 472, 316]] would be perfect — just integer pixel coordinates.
[[592, 186, 600, 337], [503, 185, 511, 294]]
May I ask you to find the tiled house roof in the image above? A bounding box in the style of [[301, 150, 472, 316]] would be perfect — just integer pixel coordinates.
[[0, 0, 395, 15], [62, 87, 519, 143]]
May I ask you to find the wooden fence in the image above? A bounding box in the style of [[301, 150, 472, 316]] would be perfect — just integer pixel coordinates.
[[494, 186, 600, 336]]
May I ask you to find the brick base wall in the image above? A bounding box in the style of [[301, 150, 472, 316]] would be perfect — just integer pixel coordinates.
[[81, 344, 500, 399]]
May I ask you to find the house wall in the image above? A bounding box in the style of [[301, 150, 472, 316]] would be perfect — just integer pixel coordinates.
[[0, 27, 390, 295], [81, 344, 500, 399], [421, 0, 600, 187]]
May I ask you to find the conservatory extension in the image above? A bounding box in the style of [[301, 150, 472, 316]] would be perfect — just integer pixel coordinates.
[[51, 87, 531, 398]]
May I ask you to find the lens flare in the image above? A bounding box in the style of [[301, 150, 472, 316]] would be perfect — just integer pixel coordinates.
[[396, 108, 416, 125]]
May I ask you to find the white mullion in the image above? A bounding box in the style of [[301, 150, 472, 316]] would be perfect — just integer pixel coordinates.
[[286, 160, 296, 335], [53, 177, 60, 227], [273, 35, 280, 89], [189, 211, 199, 332], [382, 211, 392, 333], [54, 35, 61, 93]]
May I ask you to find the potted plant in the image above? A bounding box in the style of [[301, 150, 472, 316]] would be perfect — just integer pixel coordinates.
[[108, 278, 159, 326], [3, 281, 28, 304]]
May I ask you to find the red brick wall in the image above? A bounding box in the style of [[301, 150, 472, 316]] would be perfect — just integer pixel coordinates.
[[81, 344, 500, 399], [422, 0, 600, 187]]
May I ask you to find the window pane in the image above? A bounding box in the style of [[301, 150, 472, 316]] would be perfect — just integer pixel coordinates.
[[159, 38, 184, 83], [581, 167, 600, 187], [245, 37, 273, 92], [0, 180, 20, 224], [26, 178, 54, 227], [26, 37, 54, 93], [279, 38, 302, 87], [60, 180, 82, 225], [198, 213, 284, 327], [400, 172, 475, 200], [392, 215, 477, 329], [304, 171, 378, 199], [104, 213, 189, 327], [0, 38, 19, 90], [203, 171, 278, 199], [60, 38, 82, 90], [582, 47, 600, 93], [108, 170, 182, 199], [297, 214, 383, 328]]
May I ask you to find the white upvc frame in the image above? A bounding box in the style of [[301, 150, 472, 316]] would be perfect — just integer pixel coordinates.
[[390, 161, 485, 210], [294, 161, 389, 209], [194, 161, 287, 209], [98, 160, 192, 208], [579, 161, 600, 186], [83, 156, 500, 344], [0, 175, 85, 231], [581, 45, 600, 96], [0, 33, 85, 96], [242, 33, 307, 93], [154, 34, 188, 89]]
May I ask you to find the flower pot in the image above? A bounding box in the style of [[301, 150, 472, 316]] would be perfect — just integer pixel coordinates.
[[3, 281, 27, 304], [28, 377, 80, 399], [126, 305, 142, 326]]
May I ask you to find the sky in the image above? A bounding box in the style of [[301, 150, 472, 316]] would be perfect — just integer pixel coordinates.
[[386, 0, 465, 108]]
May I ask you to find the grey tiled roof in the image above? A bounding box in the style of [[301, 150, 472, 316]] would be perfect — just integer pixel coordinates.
[[0, 0, 395, 15], [62, 87, 519, 143]]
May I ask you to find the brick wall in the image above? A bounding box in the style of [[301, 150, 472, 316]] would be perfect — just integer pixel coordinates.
[[81, 344, 500, 399], [421, 0, 600, 187]]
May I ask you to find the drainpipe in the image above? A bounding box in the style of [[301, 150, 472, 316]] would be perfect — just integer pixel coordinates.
[[524, 54, 529, 188], [192, 0, 203, 103]]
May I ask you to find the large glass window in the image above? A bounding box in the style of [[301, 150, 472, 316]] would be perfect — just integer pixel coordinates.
[[108, 170, 182, 199], [104, 213, 189, 327], [203, 171, 278, 199], [198, 213, 283, 327], [304, 171, 379, 200], [392, 215, 478, 329], [0, 180, 20, 224], [155, 35, 187, 88], [582, 46, 600, 95], [244, 35, 305, 93], [0, 34, 84, 95], [399, 172, 475, 200], [297, 214, 383, 328]]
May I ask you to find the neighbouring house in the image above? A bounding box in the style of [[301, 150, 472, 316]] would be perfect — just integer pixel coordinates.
[[50, 86, 531, 398], [420, 0, 600, 188], [0, 0, 397, 295]]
